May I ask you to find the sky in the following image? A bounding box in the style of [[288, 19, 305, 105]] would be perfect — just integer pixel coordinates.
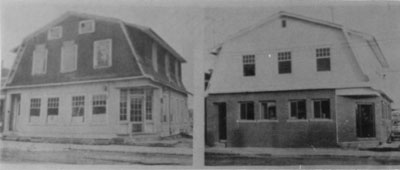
[[1, 0, 400, 108]]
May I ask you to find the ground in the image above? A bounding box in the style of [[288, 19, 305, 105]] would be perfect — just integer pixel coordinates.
[[205, 152, 400, 166], [1, 148, 191, 165]]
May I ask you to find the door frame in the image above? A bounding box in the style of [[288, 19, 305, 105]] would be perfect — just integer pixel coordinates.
[[9, 94, 21, 132], [356, 102, 376, 138], [128, 95, 145, 135]]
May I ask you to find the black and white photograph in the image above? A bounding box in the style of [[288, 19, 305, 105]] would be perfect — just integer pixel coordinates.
[[1, 0, 400, 169], [204, 1, 400, 167], [0, 0, 199, 167]]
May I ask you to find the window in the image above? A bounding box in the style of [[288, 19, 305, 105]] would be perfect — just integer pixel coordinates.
[[240, 102, 255, 120], [47, 98, 59, 116], [260, 101, 277, 120], [72, 96, 85, 117], [48, 26, 62, 40], [316, 48, 331, 71], [282, 20, 286, 28], [165, 54, 170, 78], [32, 45, 48, 75], [120, 89, 128, 121], [169, 58, 176, 80], [145, 89, 153, 120], [278, 52, 291, 74], [93, 39, 112, 68], [289, 100, 306, 120], [30, 98, 41, 117], [61, 41, 77, 72], [93, 95, 107, 115], [313, 99, 330, 119], [175, 62, 180, 81], [243, 55, 255, 76], [79, 20, 95, 34], [152, 43, 158, 72]]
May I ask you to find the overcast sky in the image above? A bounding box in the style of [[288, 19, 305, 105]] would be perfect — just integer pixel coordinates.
[[1, 0, 400, 107]]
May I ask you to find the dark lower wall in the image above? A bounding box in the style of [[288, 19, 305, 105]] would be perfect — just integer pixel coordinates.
[[206, 89, 337, 147]]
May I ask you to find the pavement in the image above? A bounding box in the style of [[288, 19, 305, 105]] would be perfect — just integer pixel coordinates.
[[0, 140, 192, 155], [206, 142, 400, 158]]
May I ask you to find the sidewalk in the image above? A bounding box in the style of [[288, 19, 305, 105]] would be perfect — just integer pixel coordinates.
[[206, 145, 400, 158], [1, 140, 192, 155]]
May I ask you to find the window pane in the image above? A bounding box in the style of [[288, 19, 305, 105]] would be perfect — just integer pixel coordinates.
[[268, 102, 277, 119], [279, 61, 291, 74], [240, 103, 246, 119], [321, 100, 330, 118], [244, 64, 255, 76], [314, 101, 321, 118], [93, 107, 106, 114], [298, 100, 307, 119], [290, 102, 297, 118], [317, 58, 330, 71], [48, 108, 58, 115], [247, 102, 254, 120]]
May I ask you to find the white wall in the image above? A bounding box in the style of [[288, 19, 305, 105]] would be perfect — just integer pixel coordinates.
[[209, 17, 374, 94]]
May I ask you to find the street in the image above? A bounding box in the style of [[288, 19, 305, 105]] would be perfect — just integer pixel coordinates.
[[205, 152, 400, 166], [1, 148, 192, 165]]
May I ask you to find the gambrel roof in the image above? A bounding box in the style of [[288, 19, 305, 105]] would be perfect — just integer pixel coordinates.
[[6, 11, 188, 94], [211, 11, 389, 69]]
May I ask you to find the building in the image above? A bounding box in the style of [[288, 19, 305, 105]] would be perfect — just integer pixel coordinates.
[[2, 12, 190, 142], [206, 11, 392, 147], [1, 67, 10, 132]]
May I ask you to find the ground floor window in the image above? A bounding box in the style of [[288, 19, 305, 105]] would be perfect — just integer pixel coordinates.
[[145, 89, 153, 120], [289, 100, 306, 120], [260, 101, 277, 120], [93, 95, 107, 115], [72, 96, 85, 117], [240, 102, 255, 120], [30, 98, 41, 117], [120, 89, 128, 121], [313, 99, 330, 119], [119, 88, 153, 122], [47, 98, 59, 116]]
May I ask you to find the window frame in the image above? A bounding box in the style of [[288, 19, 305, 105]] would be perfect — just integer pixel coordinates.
[[61, 41, 78, 73], [259, 100, 278, 121], [316, 48, 331, 72], [47, 26, 62, 40], [78, 20, 95, 34], [243, 55, 256, 76], [31, 45, 48, 75], [93, 39, 112, 69], [119, 89, 128, 121], [238, 101, 256, 121], [72, 96, 85, 117], [278, 51, 292, 74], [312, 99, 331, 121], [288, 99, 307, 121], [92, 94, 107, 115]]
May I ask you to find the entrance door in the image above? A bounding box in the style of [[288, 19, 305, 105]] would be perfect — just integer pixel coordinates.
[[9, 94, 21, 132], [130, 96, 144, 133], [217, 103, 227, 141], [356, 104, 375, 138]]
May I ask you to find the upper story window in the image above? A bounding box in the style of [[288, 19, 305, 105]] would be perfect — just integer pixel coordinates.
[[48, 26, 62, 40], [313, 99, 330, 119], [243, 55, 255, 76], [169, 57, 176, 79], [93, 95, 107, 115], [278, 51, 291, 74], [240, 101, 255, 120], [260, 101, 277, 120], [316, 48, 331, 71], [165, 54, 170, 79], [93, 39, 112, 68], [289, 99, 306, 120], [175, 61, 180, 81], [32, 45, 48, 75], [79, 20, 95, 34], [61, 41, 77, 73], [152, 43, 158, 72]]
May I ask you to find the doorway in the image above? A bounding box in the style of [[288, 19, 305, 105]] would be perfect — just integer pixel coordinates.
[[9, 94, 20, 132], [130, 96, 144, 133], [356, 104, 375, 138], [217, 103, 227, 141]]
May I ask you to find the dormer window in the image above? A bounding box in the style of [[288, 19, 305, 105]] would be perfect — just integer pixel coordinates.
[[152, 43, 158, 72], [61, 41, 78, 73], [48, 26, 62, 40], [93, 39, 112, 69], [32, 45, 48, 75], [79, 20, 95, 34]]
